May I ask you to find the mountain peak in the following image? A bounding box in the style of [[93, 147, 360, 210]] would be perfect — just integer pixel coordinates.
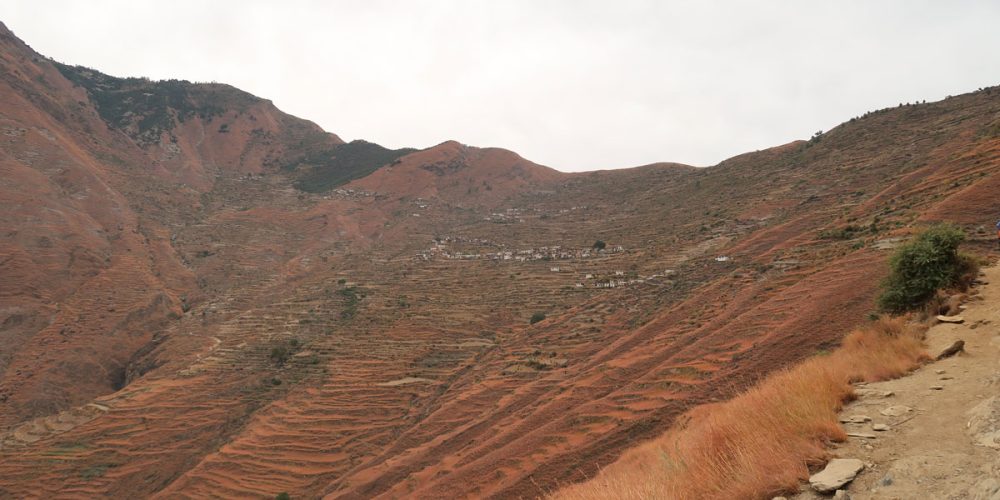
[[346, 139, 564, 206]]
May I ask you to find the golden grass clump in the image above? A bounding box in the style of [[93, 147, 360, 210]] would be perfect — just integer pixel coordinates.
[[554, 316, 928, 500]]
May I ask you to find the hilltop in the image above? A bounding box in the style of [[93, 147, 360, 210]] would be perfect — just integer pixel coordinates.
[[0, 21, 999, 499]]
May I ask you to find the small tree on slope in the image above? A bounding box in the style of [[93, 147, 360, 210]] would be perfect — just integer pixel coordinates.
[[878, 223, 976, 313]]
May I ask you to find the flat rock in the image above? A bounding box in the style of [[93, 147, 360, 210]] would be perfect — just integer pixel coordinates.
[[880, 405, 912, 417], [839, 414, 872, 424], [968, 397, 1000, 449], [969, 478, 1000, 500], [936, 315, 965, 323], [846, 432, 877, 439], [930, 385, 944, 390], [855, 388, 894, 398], [872, 423, 890, 431], [810, 458, 865, 493]]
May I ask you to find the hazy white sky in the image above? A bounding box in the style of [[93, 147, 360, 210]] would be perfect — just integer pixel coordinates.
[[3, 1, 999, 171]]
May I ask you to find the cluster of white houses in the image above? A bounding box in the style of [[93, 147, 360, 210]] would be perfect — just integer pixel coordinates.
[[321, 188, 378, 200], [579, 269, 676, 289], [484, 208, 524, 224], [415, 240, 626, 263], [481, 205, 592, 224]]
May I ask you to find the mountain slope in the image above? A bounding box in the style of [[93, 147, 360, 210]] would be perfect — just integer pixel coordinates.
[[347, 139, 566, 207], [0, 21, 999, 499]]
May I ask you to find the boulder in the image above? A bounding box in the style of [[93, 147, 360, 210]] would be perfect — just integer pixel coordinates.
[[939, 294, 964, 316], [936, 340, 966, 360], [810, 458, 865, 493]]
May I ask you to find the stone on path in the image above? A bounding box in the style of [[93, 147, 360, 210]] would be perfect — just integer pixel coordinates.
[[872, 423, 890, 431], [969, 478, 1000, 500], [855, 388, 894, 398], [839, 415, 872, 424], [810, 458, 865, 493], [846, 432, 877, 439], [936, 340, 966, 360], [833, 490, 852, 500], [880, 405, 912, 417], [936, 315, 965, 323], [967, 397, 1000, 449]]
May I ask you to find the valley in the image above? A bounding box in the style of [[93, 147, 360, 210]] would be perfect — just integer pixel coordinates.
[[1, 20, 999, 499]]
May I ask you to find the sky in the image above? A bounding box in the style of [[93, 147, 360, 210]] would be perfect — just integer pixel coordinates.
[[2, 1, 999, 172]]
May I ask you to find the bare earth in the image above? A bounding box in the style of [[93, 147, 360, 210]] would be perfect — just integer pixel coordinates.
[[796, 263, 1000, 499]]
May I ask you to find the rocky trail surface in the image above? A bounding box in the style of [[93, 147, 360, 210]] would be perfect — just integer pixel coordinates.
[[794, 263, 1000, 499]]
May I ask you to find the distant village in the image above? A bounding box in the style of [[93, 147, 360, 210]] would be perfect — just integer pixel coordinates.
[[415, 236, 625, 263], [483, 205, 590, 224], [413, 236, 684, 289], [324, 187, 379, 200]]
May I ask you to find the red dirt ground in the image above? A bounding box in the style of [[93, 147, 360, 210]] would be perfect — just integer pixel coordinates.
[[1, 21, 1000, 499]]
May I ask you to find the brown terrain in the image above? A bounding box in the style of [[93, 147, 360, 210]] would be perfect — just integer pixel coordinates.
[[794, 264, 1000, 499], [1, 20, 1000, 499]]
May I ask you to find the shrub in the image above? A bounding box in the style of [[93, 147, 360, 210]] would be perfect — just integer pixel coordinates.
[[269, 346, 289, 366], [818, 225, 861, 240], [592, 240, 607, 250], [878, 224, 970, 312], [530, 312, 546, 325]]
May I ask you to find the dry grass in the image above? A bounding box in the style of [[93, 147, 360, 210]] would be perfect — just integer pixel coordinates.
[[554, 316, 928, 500]]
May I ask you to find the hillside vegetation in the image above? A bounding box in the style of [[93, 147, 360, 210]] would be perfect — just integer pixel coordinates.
[[0, 20, 999, 499], [879, 223, 979, 312], [556, 226, 980, 499], [555, 317, 927, 500], [288, 140, 417, 192]]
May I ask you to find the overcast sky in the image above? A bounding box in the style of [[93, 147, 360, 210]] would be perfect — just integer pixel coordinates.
[[3, 1, 999, 171]]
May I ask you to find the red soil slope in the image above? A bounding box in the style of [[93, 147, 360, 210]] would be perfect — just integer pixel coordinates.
[[348, 140, 565, 208], [1, 21, 1000, 500]]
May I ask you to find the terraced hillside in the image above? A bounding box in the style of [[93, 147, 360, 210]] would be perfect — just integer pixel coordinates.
[[1, 21, 1000, 499]]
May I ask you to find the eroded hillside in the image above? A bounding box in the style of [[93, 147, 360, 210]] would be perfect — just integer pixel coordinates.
[[1, 21, 999, 499]]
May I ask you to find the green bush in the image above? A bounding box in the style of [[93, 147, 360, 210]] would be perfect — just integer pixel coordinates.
[[878, 224, 972, 312], [529, 312, 546, 325], [592, 240, 606, 250], [269, 346, 290, 366]]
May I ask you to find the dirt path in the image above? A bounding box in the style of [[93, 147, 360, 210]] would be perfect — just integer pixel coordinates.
[[795, 263, 1000, 499]]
